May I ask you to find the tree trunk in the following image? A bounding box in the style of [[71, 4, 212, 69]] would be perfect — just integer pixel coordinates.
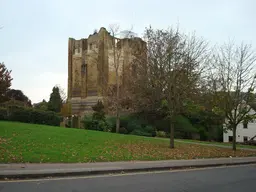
[[170, 119, 175, 148], [116, 70, 120, 133], [232, 125, 237, 151], [116, 112, 120, 133]]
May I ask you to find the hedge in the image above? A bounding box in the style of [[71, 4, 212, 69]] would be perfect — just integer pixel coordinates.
[[0, 105, 60, 126], [0, 107, 7, 120]]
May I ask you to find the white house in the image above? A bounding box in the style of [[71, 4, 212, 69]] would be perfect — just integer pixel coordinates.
[[223, 107, 256, 143]]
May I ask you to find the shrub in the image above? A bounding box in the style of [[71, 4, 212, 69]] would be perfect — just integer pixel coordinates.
[[130, 129, 152, 137], [120, 115, 133, 130], [3, 105, 60, 126], [106, 116, 116, 132], [144, 125, 156, 137], [8, 106, 32, 123], [129, 123, 155, 137], [0, 107, 7, 120], [119, 127, 128, 134], [127, 120, 141, 133], [196, 125, 208, 141], [82, 115, 110, 132], [106, 115, 141, 133], [99, 120, 110, 132], [82, 115, 96, 130], [154, 119, 169, 133], [174, 115, 198, 139], [82, 101, 110, 132], [84, 113, 156, 136], [82, 115, 92, 128], [156, 131, 167, 138], [92, 101, 105, 121]]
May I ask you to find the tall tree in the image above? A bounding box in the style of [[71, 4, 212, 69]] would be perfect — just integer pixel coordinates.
[[90, 24, 134, 133], [0, 62, 12, 103], [48, 86, 62, 113], [110, 24, 122, 133], [34, 99, 48, 111], [132, 26, 209, 148], [210, 42, 256, 151], [55, 84, 67, 103], [5, 89, 32, 106]]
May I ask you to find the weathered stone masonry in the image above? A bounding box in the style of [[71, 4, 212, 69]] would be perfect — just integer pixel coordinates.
[[67, 27, 146, 115]]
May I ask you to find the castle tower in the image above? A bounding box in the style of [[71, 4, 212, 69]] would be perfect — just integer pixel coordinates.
[[67, 27, 146, 116]]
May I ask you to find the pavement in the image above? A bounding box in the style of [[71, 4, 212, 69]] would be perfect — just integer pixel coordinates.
[[175, 139, 256, 151], [0, 164, 255, 191], [0, 157, 256, 179]]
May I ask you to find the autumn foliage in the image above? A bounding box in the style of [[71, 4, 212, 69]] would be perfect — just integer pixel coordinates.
[[0, 62, 12, 103], [0, 121, 255, 163]]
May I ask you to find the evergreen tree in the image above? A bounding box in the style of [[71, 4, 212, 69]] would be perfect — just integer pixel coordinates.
[[0, 62, 12, 103], [92, 100, 105, 121], [48, 86, 62, 113]]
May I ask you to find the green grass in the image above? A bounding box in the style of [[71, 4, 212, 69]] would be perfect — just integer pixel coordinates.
[[175, 139, 256, 149], [0, 121, 256, 163]]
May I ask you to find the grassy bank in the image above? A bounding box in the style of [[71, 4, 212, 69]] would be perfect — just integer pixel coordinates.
[[175, 139, 256, 149], [0, 121, 255, 163]]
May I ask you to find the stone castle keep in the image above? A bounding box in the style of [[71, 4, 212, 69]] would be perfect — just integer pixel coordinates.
[[67, 27, 146, 115]]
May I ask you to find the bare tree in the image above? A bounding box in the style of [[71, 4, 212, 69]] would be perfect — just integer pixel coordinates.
[[109, 24, 122, 133], [210, 41, 256, 151], [89, 24, 135, 133], [133, 26, 209, 148]]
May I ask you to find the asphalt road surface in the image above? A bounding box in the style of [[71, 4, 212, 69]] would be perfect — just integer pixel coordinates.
[[0, 165, 255, 192]]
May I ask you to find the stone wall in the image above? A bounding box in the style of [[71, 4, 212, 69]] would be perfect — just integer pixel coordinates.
[[67, 27, 146, 115]]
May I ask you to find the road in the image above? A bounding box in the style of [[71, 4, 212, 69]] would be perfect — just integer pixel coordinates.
[[0, 165, 255, 192]]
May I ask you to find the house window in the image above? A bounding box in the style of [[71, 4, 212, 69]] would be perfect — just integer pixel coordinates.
[[243, 121, 248, 129], [244, 136, 248, 142], [89, 43, 92, 50], [228, 136, 233, 142]]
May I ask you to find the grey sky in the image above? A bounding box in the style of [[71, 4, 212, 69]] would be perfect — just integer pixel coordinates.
[[0, 0, 255, 103]]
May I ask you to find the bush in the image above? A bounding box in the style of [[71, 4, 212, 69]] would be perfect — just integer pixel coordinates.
[[120, 115, 134, 131], [119, 127, 128, 134], [129, 123, 155, 137], [127, 120, 141, 133], [106, 115, 142, 133], [92, 101, 105, 121], [85, 113, 156, 136], [154, 119, 169, 133], [82, 101, 110, 132], [0, 107, 7, 120], [130, 129, 152, 137], [3, 105, 60, 126], [196, 125, 208, 141], [156, 131, 167, 138], [82, 115, 92, 129], [174, 115, 198, 139], [99, 120, 110, 132], [106, 116, 116, 132], [82, 115, 110, 132]]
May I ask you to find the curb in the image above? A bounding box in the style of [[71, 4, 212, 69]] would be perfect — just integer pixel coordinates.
[[1, 160, 256, 180]]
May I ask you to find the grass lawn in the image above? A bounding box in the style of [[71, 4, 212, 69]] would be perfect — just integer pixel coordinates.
[[175, 139, 256, 149], [0, 121, 256, 163]]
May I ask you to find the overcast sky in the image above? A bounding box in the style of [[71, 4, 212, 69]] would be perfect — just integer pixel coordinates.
[[0, 0, 255, 103]]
